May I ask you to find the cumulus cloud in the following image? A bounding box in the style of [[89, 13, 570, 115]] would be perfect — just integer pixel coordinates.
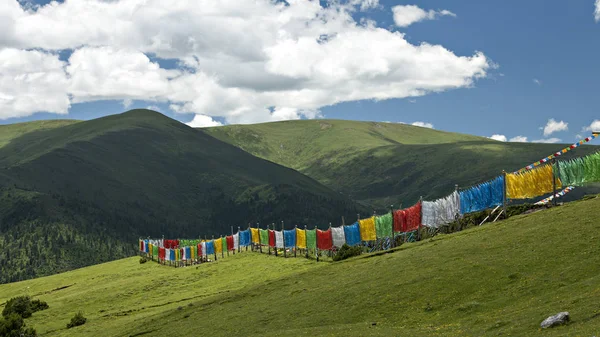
[[0, 48, 70, 119], [532, 138, 562, 144], [583, 119, 600, 132], [411, 121, 434, 129], [186, 114, 223, 128], [0, 0, 489, 123], [509, 136, 528, 142], [533, 78, 541, 85], [595, 0, 600, 22], [392, 5, 456, 27], [542, 118, 568, 136], [489, 134, 507, 142]]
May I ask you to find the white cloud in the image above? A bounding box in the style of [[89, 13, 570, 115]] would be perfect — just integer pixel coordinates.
[[532, 138, 562, 144], [509, 136, 528, 142], [186, 114, 223, 128], [0, 48, 70, 119], [489, 134, 507, 142], [583, 119, 600, 132], [411, 121, 434, 129], [595, 0, 600, 22], [146, 105, 161, 112], [542, 118, 568, 136], [533, 78, 541, 85], [122, 99, 133, 109], [0, 0, 489, 123], [392, 5, 456, 27]]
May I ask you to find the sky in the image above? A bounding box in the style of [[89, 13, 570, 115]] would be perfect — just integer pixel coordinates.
[[1, 0, 599, 144]]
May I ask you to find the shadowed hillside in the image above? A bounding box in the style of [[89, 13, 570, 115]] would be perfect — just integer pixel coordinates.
[[0, 110, 366, 283]]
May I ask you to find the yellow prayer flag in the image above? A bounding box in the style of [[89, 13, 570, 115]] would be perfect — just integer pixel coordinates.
[[507, 164, 561, 199], [296, 228, 306, 249], [359, 217, 376, 241], [214, 238, 223, 253], [251, 228, 260, 244]]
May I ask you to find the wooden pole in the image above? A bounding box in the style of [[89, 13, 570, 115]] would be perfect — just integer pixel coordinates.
[[315, 225, 319, 262], [328, 222, 332, 258], [282, 221, 286, 258], [552, 158, 557, 207], [238, 226, 241, 253], [212, 235, 217, 261], [294, 225, 298, 258], [304, 225, 308, 258], [390, 204, 394, 248], [418, 196, 423, 241], [258, 223, 263, 254], [502, 171, 507, 218]]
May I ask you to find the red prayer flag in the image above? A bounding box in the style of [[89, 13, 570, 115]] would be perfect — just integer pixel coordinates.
[[159, 247, 165, 260], [197, 243, 202, 257], [317, 229, 333, 250], [269, 230, 275, 247], [404, 202, 422, 232], [393, 210, 405, 232], [226, 235, 234, 251]]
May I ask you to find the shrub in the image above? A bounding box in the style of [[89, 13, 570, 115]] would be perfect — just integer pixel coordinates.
[[2, 296, 49, 319], [333, 244, 362, 261], [66, 312, 86, 329], [0, 313, 37, 336], [139, 257, 148, 264], [29, 300, 49, 313]]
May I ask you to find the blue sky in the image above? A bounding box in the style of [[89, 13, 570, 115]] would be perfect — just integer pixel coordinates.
[[1, 0, 599, 144]]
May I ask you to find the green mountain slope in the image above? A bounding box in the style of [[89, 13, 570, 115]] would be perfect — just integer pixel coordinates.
[[0, 110, 365, 283], [206, 120, 600, 206], [2, 196, 599, 336]]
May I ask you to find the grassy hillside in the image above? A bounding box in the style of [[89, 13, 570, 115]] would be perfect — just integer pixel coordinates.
[[0, 120, 80, 149], [206, 120, 600, 206], [2, 196, 600, 336], [0, 110, 366, 283]]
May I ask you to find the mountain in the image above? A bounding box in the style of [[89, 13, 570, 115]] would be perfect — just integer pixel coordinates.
[[205, 120, 600, 207], [0, 110, 365, 283], [2, 195, 599, 336]]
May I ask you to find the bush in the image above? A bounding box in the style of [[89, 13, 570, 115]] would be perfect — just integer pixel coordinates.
[[139, 257, 148, 264], [29, 300, 49, 313], [2, 296, 48, 319], [2, 296, 32, 319], [333, 244, 362, 261], [0, 313, 37, 336], [66, 312, 86, 329]]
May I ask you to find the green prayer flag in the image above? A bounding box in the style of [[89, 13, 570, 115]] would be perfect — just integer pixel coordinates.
[[222, 237, 228, 251], [306, 229, 316, 249], [375, 212, 393, 238], [259, 229, 269, 245]]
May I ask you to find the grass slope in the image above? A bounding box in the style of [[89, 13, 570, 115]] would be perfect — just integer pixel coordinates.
[[206, 120, 600, 206], [2, 196, 599, 336], [0, 110, 365, 283], [0, 120, 80, 149]]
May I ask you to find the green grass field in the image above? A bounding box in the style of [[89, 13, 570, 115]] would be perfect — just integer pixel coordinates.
[[2, 196, 600, 336]]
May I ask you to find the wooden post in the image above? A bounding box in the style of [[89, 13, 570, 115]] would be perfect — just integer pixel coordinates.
[[418, 196, 423, 241], [502, 171, 507, 219], [390, 205, 394, 248], [273, 224, 278, 257], [247, 224, 250, 252], [258, 223, 263, 254], [552, 158, 557, 207], [304, 225, 308, 258], [282, 221, 286, 258], [238, 226, 241, 253], [294, 225, 298, 258], [315, 225, 319, 262], [329, 222, 332, 258], [228, 227, 232, 256], [212, 235, 217, 261]]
